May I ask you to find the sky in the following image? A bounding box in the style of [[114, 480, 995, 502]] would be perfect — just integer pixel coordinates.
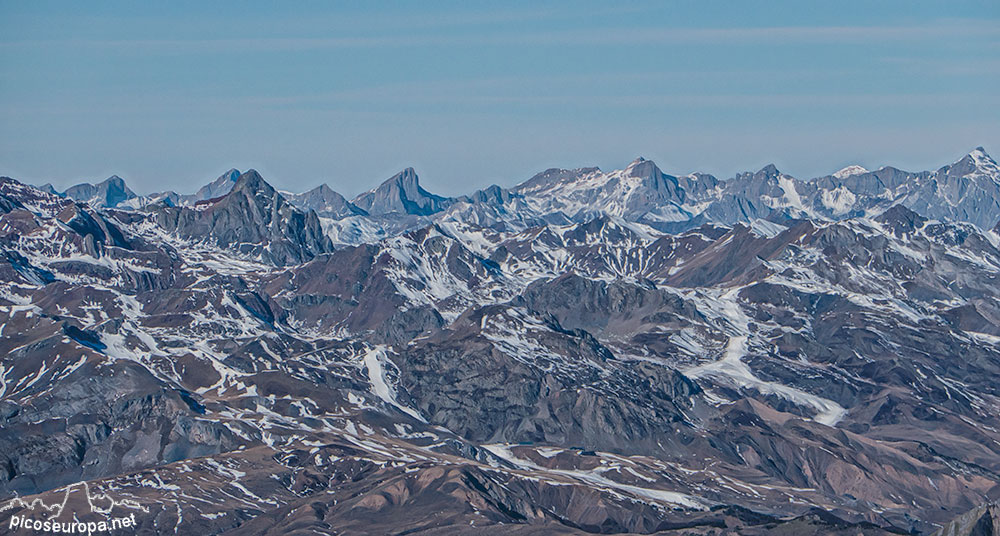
[[1, 1, 998, 197]]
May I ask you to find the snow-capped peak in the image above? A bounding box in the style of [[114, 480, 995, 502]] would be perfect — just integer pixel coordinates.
[[970, 146, 992, 161], [833, 165, 868, 179], [946, 146, 1000, 183], [968, 147, 998, 172]]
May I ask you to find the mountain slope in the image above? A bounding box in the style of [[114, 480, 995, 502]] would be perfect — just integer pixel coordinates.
[[152, 169, 333, 265], [189, 168, 241, 203]]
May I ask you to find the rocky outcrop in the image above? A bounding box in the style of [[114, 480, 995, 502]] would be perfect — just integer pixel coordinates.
[[935, 504, 1000, 536], [62, 175, 138, 208], [153, 169, 333, 265], [352, 167, 452, 216], [287, 183, 367, 218]]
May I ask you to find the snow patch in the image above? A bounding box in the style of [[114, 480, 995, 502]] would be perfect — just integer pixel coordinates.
[[362, 345, 425, 422], [833, 165, 868, 179]]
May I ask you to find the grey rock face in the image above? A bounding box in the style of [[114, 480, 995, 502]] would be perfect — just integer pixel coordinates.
[[935, 504, 1000, 536], [396, 305, 701, 454], [287, 183, 367, 218], [142, 169, 239, 209], [188, 168, 240, 203], [0, 359, 240, 497], [351, 167, 452, 216], [62, 175, 138, 208], [903, 148, 1000, 229], [35, 183, 60, 195], [153, 170, 333, 265]]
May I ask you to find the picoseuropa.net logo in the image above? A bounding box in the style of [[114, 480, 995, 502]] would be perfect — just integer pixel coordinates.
[[2, 481, 148, 534], [8, 513, 137, 534]]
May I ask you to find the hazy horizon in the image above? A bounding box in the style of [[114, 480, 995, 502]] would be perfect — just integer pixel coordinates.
[[2, 1, 998, 197], [9, 145, 997, 201]]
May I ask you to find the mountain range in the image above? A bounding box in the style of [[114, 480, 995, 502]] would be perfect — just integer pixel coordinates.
[[47, 147, 1000, 245], [1, 148, 999, 535]]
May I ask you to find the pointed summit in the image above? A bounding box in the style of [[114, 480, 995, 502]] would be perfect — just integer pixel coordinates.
[[943, 146, 1000, 181], [393, 167, 419, 188], [63, 175, 137, 208], [968, 146, 997, 169], [759, 163, 781, 176], [35, 183, 60, 196], [154, 168, 331, 265], [351, 168, 451, 217], [288, 183, 367, 219], [188, 168, 241, 203], [954, 146, 995, 167], [876, 204, 927, 236], [231, 169, 273, 195], [621, 156, 683, 203], [625, 157, 664, 179]]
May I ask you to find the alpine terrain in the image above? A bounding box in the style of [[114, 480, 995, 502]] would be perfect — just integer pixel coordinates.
[[2, 148, 1000, 535]]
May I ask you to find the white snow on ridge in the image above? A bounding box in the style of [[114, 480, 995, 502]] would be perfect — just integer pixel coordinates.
[[820, 186, 857, 216], [320, 215, 386, 246], [778, 174, 805, 211], [833, 165, 869, 180], [967, 147, 1000, 178], [362, 345, 425, 422], [749, 219, 788, 239]]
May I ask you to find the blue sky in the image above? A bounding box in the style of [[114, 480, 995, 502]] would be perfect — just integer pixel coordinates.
[[1, 1, 998, 197]]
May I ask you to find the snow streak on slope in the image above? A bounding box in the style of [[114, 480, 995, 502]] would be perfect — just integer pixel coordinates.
[[681, 288, 848, 427], [481, 444, 708, 510], [362, 345, 425, 422]]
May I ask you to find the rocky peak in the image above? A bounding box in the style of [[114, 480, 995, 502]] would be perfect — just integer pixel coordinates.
[[876, 204, 927, 236], [351, 168, 451, 217], [63, 175, 138, 208], [958, 146, 999, 177], [230, 169, 273, 196], [153, 169, 332, 265], [457, 184, 515, 206], [726, 164, 788, 194], [968, 146, 995, 166], [625, 157, 663, 180], [189, 168, 241, 203], [36, 183, 60, 196], [515, 166, 602, 193], [288, 183, 367, 219], [393, 167, 419, 189], [759, 163, 781, 177], [310, 183, 336, 196]]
